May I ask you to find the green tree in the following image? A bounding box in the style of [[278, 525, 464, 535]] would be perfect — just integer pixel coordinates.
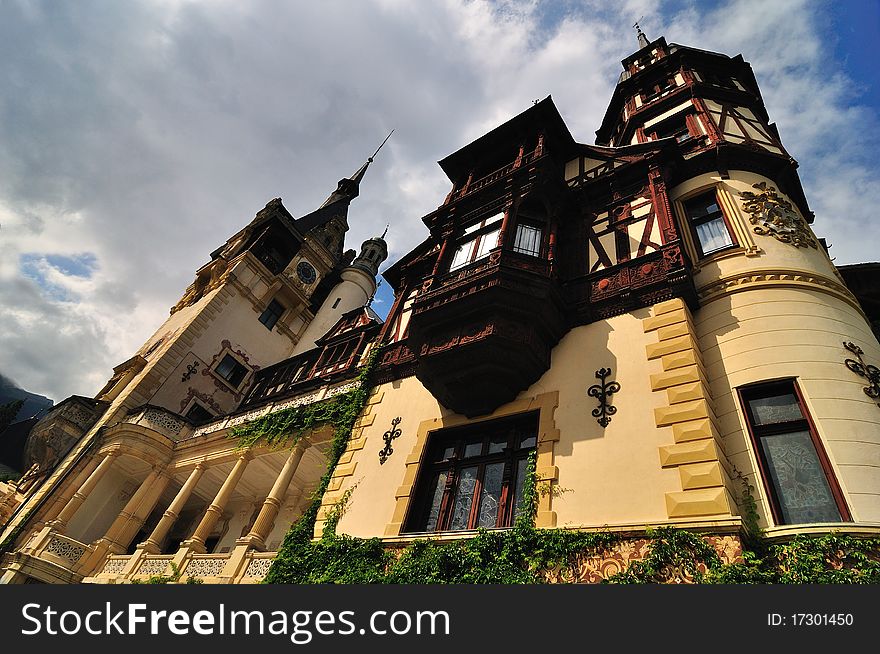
[[0, 399, 24, 434]]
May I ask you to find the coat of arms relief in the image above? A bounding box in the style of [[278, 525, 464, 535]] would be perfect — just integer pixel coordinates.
[[739, 182, 818, 248]]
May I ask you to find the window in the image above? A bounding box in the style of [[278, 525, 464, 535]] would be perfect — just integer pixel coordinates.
[[185, 402, 214, 425], [513, 223, 543, 257], [683, 190, 736, 256], [404, 412, 538, 533], [739, 380, 849, 525], [651, 115, 691, 143], [214, 354, 248, 388], [643, 77, 675, 101], [315, 339, 358, 376], [449, 213, 503, 271], [258, 298, 285, 331]]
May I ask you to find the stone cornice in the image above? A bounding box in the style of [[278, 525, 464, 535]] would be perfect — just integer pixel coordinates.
[[697, 268, 865, 317]]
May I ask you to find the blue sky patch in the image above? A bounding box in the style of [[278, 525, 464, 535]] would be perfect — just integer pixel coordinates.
[[20, 252, 98, 301]]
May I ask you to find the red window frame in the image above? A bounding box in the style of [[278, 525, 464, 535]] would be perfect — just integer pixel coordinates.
[[738, 379, 850, 525], [403, 412, 538, 533]]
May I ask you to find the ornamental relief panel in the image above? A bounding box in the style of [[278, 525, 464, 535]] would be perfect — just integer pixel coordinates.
[[538, 535, 742, 583], [739, 182, 817, 249]]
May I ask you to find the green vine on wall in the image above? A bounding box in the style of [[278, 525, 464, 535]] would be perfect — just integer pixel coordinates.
[[229, 344, 880, 585]]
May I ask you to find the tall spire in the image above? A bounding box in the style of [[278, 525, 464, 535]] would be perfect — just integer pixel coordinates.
[[634, 19, 649, 49], [320, 130, 394, 208]]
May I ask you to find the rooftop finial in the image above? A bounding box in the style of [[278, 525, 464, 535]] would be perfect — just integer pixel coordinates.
[[381, 223, 389, 239], [634, 18, 649, 48], [369, 129, 395, 163]]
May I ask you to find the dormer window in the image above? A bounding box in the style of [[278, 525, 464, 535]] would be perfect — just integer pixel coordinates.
[[449, 213, 503, 271]]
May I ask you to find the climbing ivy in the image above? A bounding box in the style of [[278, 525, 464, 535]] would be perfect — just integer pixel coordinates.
[[230, 345, 880, 585]]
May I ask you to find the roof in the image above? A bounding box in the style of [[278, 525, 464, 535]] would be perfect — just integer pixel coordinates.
[[438, 96, 576, 182]]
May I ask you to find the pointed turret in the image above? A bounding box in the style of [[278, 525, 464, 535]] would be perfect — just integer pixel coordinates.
[[296, 131, 394, 259]]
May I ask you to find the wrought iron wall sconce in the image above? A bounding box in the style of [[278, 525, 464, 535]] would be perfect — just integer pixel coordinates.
[[844, 341, 880, 407], [588, 367, 620, 427], [181, 361, 199, 382], [379, 417, 403, 465]]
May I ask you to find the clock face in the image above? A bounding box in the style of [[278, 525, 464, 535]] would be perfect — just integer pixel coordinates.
[[296, 260, 317, 284]]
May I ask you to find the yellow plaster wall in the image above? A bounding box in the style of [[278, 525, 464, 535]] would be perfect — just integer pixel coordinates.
[[149, 290, 301, 416], [334, 311, 686, 539]]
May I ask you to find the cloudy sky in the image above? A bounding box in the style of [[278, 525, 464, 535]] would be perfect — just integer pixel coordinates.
[[1, 0, 878, 404]]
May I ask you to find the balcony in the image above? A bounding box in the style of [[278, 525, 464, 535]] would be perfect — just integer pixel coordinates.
[[407, 250, 565, 417], [446, 149, 542, 204]]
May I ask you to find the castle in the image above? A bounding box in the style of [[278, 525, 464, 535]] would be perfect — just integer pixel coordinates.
[[2, 30, 878, 584]]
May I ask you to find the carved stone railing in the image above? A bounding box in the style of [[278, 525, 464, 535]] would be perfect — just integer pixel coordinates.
[[42, 534, 88, 566], [60, 401, 101, 430], [136, 555, 173, 577], [241, 553, 276, 581], [125, 405, 189, 441], [183, 554, 230, 579], [192, 379, 361, 439], [100, 555, 131, 575]]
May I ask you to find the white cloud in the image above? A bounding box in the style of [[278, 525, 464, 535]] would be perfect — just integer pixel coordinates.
[[0, 0, 876, 402]]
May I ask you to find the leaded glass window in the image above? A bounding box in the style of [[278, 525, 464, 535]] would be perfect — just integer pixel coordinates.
[[740, 380, 849, 525], [404, 412, 538, 533]]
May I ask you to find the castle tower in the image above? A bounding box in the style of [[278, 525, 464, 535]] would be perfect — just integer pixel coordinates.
[[592, 31, 880, 528], [293, 231, 388, 355], [0, 159, 378, 566]]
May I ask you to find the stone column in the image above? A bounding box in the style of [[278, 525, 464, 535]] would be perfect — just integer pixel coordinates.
[[106, 469, 172, 553], [141, 463, 205, 554], [239, 444, 305, 550], [186, 453, 251, 553], [39, 457, 101, 524], [50, 450, 118, 530], [100, 468, 164, 548]]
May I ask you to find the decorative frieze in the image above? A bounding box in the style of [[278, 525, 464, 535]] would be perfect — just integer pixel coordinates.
[[538, 534, 741, 583]]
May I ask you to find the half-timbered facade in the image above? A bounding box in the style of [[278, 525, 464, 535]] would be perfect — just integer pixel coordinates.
[[2, 32, 879, 584]]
